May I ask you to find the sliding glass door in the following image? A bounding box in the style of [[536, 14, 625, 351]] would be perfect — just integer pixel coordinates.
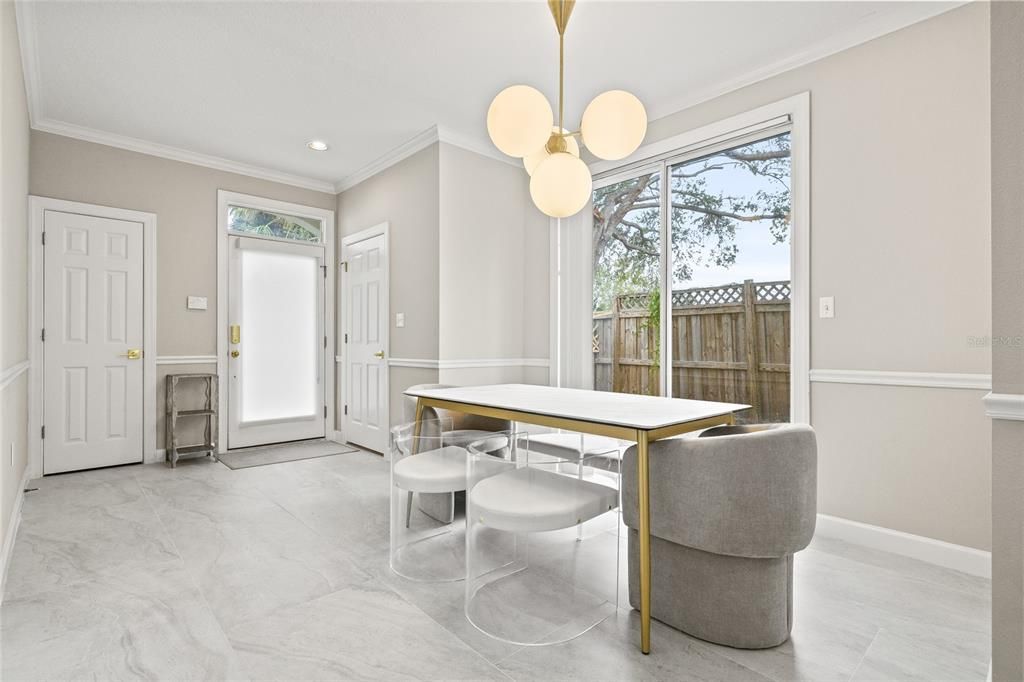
[[591, 131, 793, 423]]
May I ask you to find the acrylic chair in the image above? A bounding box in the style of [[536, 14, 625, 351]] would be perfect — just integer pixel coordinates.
[[403, 384, 511, 524], [464, 433, 622, 646], [389, 418, 507, 582]]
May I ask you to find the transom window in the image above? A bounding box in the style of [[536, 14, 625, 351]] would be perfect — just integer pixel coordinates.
[[227, 204, 323, 243]]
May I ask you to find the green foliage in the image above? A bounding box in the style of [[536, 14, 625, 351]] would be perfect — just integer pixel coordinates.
[[592, 133, 791, 311], [228, 206, 321, 242]]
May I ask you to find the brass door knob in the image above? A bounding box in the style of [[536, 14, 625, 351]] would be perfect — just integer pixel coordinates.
[[119, 349, 142, 360], [231, 350, 240, 358], [373, 350, 385, 359]]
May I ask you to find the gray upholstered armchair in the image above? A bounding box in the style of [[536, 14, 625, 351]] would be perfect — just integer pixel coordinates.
[[401, 384, 511, 523], [622, 423, 817, 649]]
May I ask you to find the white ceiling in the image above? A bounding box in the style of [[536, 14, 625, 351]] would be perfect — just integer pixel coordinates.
[[18, 1, 961, 192]]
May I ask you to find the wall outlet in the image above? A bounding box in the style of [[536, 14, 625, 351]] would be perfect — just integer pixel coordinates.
[[819, 296, 835, 319], [187, 296, 208, 311], [395, 312, 405, 328]]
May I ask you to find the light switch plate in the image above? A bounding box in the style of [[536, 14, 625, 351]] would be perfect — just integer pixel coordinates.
[[819, 296, 835, 318], [187, 296, 208, 311], [395, 312, 405, 328]]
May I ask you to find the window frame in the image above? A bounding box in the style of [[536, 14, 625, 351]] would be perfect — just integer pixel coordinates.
[[580, 93, 810, 424]]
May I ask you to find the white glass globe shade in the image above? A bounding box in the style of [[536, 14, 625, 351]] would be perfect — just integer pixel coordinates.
[[523, 127, 580, 176], [529, 152, 593, 218], [487, 85, 554, 158], [580, 90, 648, 161]]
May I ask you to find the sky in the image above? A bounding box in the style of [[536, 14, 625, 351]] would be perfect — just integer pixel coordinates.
[[671, 136, 791, 289]]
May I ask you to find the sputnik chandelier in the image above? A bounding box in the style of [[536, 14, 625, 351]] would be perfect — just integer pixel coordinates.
[[487, 0, 647, 218]]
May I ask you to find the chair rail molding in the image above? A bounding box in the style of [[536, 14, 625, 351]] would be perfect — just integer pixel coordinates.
[[0, 361, 30, 391], [983, 392, 1024, 421], [810, 369, 991, 391], [156, 355, 218, 366]]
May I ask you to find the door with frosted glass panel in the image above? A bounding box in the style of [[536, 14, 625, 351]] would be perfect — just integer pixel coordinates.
[[227, 236, 325, 448]]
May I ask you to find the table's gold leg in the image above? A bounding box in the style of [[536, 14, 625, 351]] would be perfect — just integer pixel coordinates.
[[636, 429, 652, 654], [412, 399, 425, 454]]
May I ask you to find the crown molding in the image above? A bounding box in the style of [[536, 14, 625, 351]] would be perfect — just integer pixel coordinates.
[[32, 119, 336, 194], [334, 126, 441, 193], [334, 125, 518, 194], [644, 1, 968, 122], [810, 369, 991, 391], [14, 1, 42, 125], [436, 125, 519, 168]]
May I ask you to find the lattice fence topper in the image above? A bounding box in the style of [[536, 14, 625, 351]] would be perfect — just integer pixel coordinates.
[[614, 280, 791, 311], [755, 281, 791, 303]]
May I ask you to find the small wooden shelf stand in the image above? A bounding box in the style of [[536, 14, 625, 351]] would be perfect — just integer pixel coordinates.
[[165, 373, 219, 467]]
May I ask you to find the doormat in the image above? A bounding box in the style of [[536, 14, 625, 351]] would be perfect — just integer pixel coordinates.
[[218, 439, 358, 470]]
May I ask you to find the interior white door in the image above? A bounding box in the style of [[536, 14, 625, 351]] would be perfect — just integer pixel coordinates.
[[343, 233, 388, 452], [43, 210, 144, 474], [227, 236, 326, 448]]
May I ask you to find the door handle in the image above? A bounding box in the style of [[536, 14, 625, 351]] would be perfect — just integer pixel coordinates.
[[231, 350, 240, 358], [119, 349, 142, 360], [374, 350, 385, 359]]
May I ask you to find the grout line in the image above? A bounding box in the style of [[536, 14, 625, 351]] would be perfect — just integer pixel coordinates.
[[847, 627, 881, 682]]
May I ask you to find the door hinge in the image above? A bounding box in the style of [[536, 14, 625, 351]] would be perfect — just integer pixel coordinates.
[[324, 405, 327, 418], [344, 333, 348, 343], [40, 328, 45, 342], [41, 426, 45, 439], [324, 335, 327, 349], [341, 261, 348, 273], [41, 232, 46, 246], [321, 265, 327, 278], [344, 404, 348, 415]]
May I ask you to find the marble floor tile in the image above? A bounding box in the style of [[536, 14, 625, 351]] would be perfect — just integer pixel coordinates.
[[1, 560, 245, 681], [1, 450, 992, 682], [226, 582, 508, 681], [495, 609, 774, 682], [4, 497, 180, 599]]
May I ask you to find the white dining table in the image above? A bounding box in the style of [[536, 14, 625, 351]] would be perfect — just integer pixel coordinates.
[[404, 383, 750, 654]]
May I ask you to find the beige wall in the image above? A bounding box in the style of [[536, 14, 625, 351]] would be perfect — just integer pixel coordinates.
[[1, 0, 31, 556], [336, 145, 441, 429], [437, 143, 550, 385], [336, 142, 551, 430], [635, 4, 992, 549], [989, 1, 1024, 679], [28, 131, 336, 447]]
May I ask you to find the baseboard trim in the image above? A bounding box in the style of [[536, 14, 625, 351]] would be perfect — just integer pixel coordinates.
[[1, 468, 32, 600], [815, 514, 990, 579]]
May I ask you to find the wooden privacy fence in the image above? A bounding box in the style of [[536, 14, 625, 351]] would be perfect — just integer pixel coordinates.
[[593, 279, 791, 423]]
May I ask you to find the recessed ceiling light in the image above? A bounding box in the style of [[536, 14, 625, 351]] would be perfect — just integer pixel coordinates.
[[307, 140, 329, 152]]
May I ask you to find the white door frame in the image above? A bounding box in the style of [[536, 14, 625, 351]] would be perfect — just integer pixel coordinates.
[[27, 196, 158, 477], [339, 222, 390, 445], [217, 190, 336, 451]]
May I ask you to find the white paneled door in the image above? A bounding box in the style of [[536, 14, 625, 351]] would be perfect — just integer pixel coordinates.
[[342, 233, 388, 452], [227, 236, 326, 448], [43, 210, 144, 474]]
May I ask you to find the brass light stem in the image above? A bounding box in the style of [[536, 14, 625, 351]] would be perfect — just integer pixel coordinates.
[[548, 0, 575, 137]]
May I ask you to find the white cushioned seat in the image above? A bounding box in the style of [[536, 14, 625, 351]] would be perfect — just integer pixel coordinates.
[[393, 445, 510, 494], [522, 433, 626, 459], [469, 467, 619, 533]]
